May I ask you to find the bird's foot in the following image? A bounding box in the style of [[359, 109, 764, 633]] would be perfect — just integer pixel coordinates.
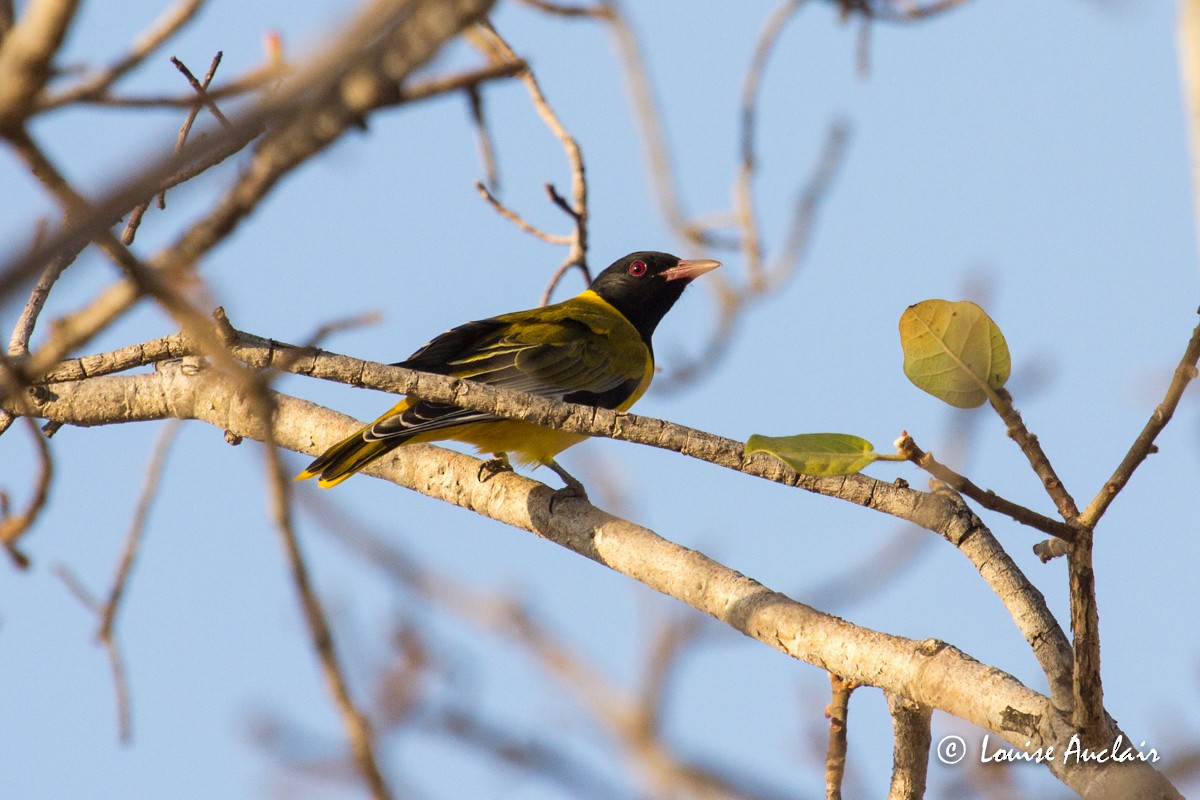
[[546, 460, 589, 512], [478, 453, 514, 483]]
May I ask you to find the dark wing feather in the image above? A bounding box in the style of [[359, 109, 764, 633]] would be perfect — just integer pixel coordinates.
[[365, 313, 644, 442]]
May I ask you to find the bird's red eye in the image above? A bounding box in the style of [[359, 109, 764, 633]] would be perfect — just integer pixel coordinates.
[[628, 260, 647, 277]]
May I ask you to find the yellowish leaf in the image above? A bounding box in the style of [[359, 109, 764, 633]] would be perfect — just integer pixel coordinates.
[[745, 433, 878, 476], [898, 299, 1011, 408]]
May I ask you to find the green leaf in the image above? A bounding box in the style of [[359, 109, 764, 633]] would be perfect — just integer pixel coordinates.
[[745, 433, 879, 476], [898, 299, 1011, 409]]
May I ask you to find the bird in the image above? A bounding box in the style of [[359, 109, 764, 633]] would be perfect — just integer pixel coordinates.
[[296, 251, 720, 498]]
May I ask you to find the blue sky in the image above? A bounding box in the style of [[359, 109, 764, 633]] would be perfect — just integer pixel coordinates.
[[2, 1, 1198, 797]]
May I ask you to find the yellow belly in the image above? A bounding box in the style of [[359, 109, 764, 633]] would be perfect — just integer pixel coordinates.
[[409, 420, 588, 467]]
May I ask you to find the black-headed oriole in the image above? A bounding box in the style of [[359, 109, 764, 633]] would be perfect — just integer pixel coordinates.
[[297, 251, 720, 493]]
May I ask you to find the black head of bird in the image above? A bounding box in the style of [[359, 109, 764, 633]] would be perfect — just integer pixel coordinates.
[[588, 251, 721, 344]]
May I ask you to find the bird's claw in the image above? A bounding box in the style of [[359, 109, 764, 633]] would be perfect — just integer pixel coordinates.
[[478, 454, 513, 483], [548, 483, 588, 514]]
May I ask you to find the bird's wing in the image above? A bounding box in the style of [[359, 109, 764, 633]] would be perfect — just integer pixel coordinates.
[[365, 308, 647, 442]]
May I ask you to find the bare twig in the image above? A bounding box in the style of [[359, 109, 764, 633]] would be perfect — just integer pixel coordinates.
[[466, 85, 497, 189], [7, 218, 62, 357], [469, 22, 590, 296], [516, 0, 611, 17], [88, 420, 181, 740], [0, 415, 51, 567], [824, 673, 856, 800], [638, 615, 704, 734], [658, 122, 849, 390], [98, 421, 181, 644], [151, 52, 227, 217], [303, 311, 382, 348], [38, 0, 205, 109], [5, 125, 256, 388], [259, 403, 395, 800], [123, 51, 228, 241], [988, 388, 1080, 522], [423, 705, 631, 799], [60, 64, 286, 108], [867, 0, 973, 22], [602, 1, 688, 234], [2, 0, 498, 308], [169, 52, 230, 128], [1078, 311, 1200, 529], [765, 120, 849, 288], [896, 432, 1076, 541], [401, 59, 527, 104], [474, 180, 570, 244], [738, 0, 806, 287]]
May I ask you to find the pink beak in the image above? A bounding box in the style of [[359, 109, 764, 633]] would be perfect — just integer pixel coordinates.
[[661, 258, 721, 282]]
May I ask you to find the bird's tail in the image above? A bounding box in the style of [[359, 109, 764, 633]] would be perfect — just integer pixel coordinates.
[[295, 426, 399, 488]]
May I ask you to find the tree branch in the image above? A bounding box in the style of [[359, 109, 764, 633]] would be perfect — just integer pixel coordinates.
[[885, 693, 931, 800], [1078, 310, 1200, 529], [7, 361, 1180, 799]]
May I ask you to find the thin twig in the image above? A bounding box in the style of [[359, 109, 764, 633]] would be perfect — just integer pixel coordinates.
[[1077, 311, 1200, 529], [466, 85, 497, 189], [896, 432, 1076, 541], [516, 0, 611, 17], [93, 420, 181, 741], [541, 183, 591, 302], [400, 59, 526, 104], [738, 0, 806, 288], [988, 387, 1080, 522], [303, 311, 382, 348], [170, 52, 231, 127], [262, 425, 394, 799], [869, 0, 972, 22], [38, 0, 206, 109], [766, 120, 849, 288], [0, 415, 51, 567], [638, 615, 704, 734], [474, 180, 569, 244], [602, 1, 688, 234], [470, 22, 590, 286], [98, 421, 181, 643], [824, 674, 856, 800], [539, 250, 591, 306], [54, 562, 136, 744], [7, 218, 62, 356], [151, 52, 225, 214], [62, 65, 286, 108]]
